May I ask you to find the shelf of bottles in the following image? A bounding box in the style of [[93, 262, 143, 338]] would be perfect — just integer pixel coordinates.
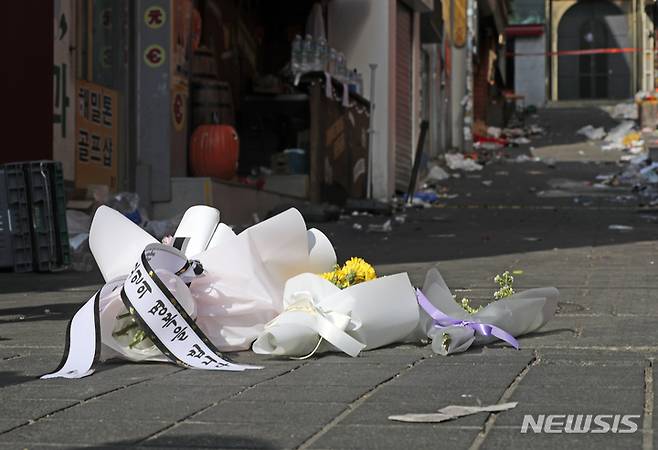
[[291, 34, 364, 96]]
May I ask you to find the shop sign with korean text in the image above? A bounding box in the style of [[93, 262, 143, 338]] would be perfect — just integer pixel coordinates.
[[75, 80, 119, 190]]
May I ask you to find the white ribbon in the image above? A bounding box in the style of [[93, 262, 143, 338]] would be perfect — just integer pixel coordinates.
[[42, 243, 260, 379], [324, 72, 333, 98], [341, 82, 350, 107], [265, 291, 365, 358]]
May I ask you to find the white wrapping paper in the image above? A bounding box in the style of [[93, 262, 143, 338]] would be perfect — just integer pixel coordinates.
[[89, 205, 337, 360], [252, 272, 420, 357], [192, 208, 338, 351], [419, 268, 559, 355], [173, 205, 220, 257], [90, 206, 206, 363]]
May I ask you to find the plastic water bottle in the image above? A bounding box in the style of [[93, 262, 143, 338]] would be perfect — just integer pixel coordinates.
[[302, 34, 314, 73], [291, 34, 303, 74], [348, 69, 359, 94], [336, 52, 347, 82], [316, 37, 327, 72], [328, 48, 337, 76]]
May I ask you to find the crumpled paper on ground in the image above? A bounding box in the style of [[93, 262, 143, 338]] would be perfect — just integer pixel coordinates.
[[576, 125, 606, 141], [389, 402, 518, 423], [419, 268, 559, 355], [445, 153, 483, 172]]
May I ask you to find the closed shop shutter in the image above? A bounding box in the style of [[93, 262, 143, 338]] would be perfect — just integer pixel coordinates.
[[395, 1, 413, 192]]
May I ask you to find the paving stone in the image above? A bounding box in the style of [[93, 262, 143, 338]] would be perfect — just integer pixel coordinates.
[[232, 384, 368, 403], [192, 400, 347, 424], [144, 422, 316, 449], [307, 424, 478, 449], [517, 363, 645, 389], [0, 419, 26, 434], [481, 426, 642, 450], [0, 398, 78, 420], [0, 419, 169, 446], [147, 363, 300, 387], [264, 362, 406, 387], [51, 384, 243, 422]]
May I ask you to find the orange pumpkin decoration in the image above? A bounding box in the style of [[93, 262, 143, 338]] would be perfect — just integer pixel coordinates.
[[189, 125, 239, 180]]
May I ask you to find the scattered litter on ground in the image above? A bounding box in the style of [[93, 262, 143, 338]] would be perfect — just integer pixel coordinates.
[[368, 219, 392, 233], [352, 223, 363, 231], [394, 214, 407, 224], [388, 402, 518, 423], [639, 214, 658, 223], [481, 180, 493, 187], [412, 191, 440, 204], [577, 125, 606, 140], [66, 210, 91, 235], [510, 154, 541, 163], [445, 153, 484, 172], [601, 121, 637, 151], [510, 136, 531, 145], [69, 233, 89, 251], [609, 102, 638, 120], [487, 126, 502, 138], [425, 165, 450, 182], [608, 224, 634, 232]]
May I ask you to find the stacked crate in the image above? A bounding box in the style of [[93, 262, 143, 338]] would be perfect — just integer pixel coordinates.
[[1, 161, 70, 272]]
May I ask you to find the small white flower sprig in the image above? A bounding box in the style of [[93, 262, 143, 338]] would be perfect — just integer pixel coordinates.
[[455, 271, 516, 314], [438, 271, 518, 352]]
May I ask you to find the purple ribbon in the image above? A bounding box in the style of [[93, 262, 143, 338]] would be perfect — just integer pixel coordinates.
[[416, 289, 519, 350]]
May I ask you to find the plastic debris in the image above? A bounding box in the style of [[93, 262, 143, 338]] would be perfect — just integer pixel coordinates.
[[69, 233, 89, 251], [511, 154, 541, 163], [510, 136, 531, 145], [424, 165, 450, 182], [368, 219, 392, 233], [66, 210, 91, 235], [352, 223, 363, 231], [608, 224, 634, 231], [602, 121, 636, 151], [577, 125, 606, 141], [445, 153, 483, 172], [486, 126, 502, 138], [106, 192, 142, 224], [610, 103, 638, 120]]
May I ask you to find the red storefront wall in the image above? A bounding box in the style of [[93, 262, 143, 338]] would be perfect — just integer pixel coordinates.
[[0, 1, 54, 164]]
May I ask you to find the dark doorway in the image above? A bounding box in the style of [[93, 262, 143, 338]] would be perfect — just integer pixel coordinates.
[[557, 0, 631, 100]]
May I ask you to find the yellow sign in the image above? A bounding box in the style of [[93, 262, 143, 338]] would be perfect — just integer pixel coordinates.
[[75, 80, 119, 190], [144, 44, 166, 68], [144, 6, 166, 29], [443, 0, 467, 47]]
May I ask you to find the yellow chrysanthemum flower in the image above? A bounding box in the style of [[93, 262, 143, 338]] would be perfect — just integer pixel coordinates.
[[319, 258, 376, 289], [342, 257, 376, 285], [320, 265, 347, 289]]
